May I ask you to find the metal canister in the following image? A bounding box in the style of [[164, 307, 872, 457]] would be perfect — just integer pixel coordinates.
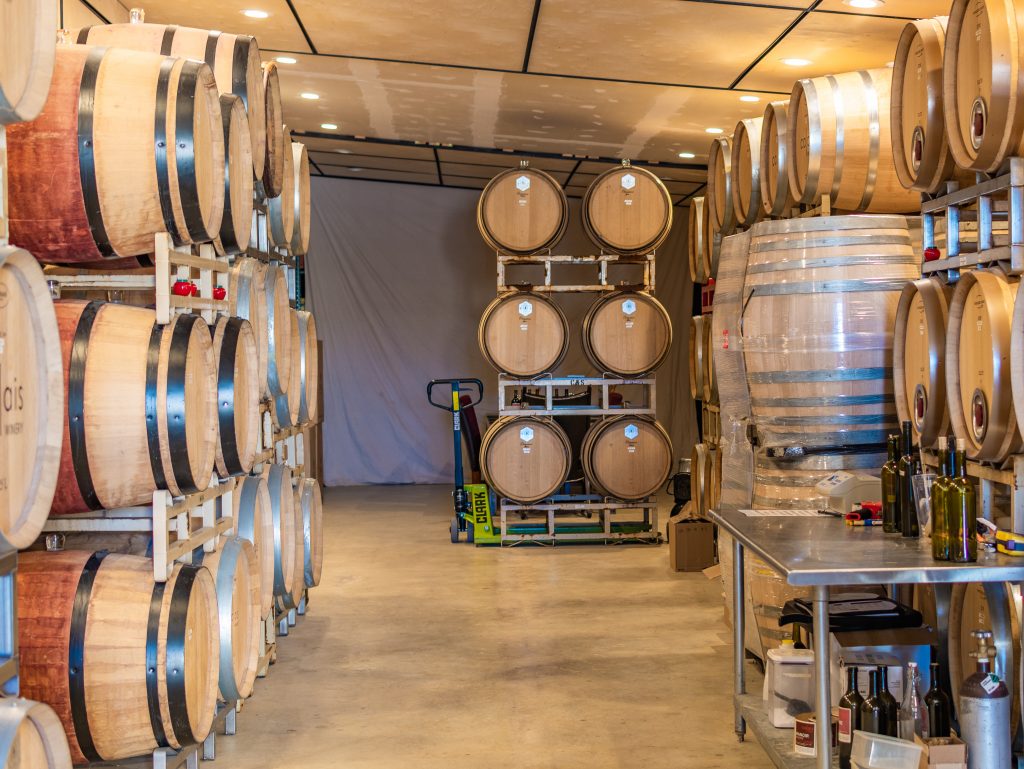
[[958, 630, 1011, 769]]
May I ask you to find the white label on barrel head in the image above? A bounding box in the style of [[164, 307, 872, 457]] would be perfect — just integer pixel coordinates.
[[519, 426, 534, 443], [621, 173, 636, 191], [624, 424, 639, 440], [516, 175, 531, 192], [518, 300, 533, 317], [621, 299, 637, 316]]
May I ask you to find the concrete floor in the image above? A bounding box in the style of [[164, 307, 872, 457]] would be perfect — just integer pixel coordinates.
[[218, 485, 775, 769]]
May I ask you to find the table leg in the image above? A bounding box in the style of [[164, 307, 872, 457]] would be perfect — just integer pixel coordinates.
[[733, 537, 746, 741], [813, 584, 831, 769]]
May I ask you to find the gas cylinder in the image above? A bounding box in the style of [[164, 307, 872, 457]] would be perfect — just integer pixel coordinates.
[[958, 630, 1011, 769]]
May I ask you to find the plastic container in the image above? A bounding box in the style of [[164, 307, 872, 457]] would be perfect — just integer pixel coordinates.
[[765, 641, 815, 727], [850, 730, 924, 768]]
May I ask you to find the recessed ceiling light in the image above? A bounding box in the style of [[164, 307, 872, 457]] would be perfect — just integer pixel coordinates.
[[321, 123, 337, 130], [275, 56, 297, 65], [678, 152, 696, 159], [740, 95, 760, 102], [843, 0, 883, 7], [242, 9, 269, 18], [782, 58, 812, 67], [705, 127, 724, 134], [300, 92, 320, 100]]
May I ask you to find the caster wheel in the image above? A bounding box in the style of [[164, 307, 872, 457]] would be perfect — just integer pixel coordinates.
[[466, 524, 475, 544], [450, 517, 460, 543]]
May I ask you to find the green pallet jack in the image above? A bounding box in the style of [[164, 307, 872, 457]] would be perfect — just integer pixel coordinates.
[[427, 378, 500, 544]]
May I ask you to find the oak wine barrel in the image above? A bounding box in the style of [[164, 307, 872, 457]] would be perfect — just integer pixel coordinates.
[[894, 277, 953, 448], [197, 537, 261, 702], [581, 291, 672, 376], [0, 698, 72, 769], [707, 137, 736, 235], [788, 69, 919, 212], [582, 164, 672, 256], [296, 311, 320, 423], [264, 464, 302, 609], [213, 94, 254, 256], [701, 192, 722, 279], [271, 310, 302, 429], [232, 474, 275, 615], [731, 117, 764, 229], [701, 314, 717, 406], [229, 258, 269, 398], [212, 316, 260, 477], [711, 231, 754, 431], [18, 551, 219, 763], [298, 478, 324, 588], [477, 166, 568, 255], [689, 315, 706, 400], [261, 61, 285, 198], [946, 268, 1021, 461], [581, 416, 672, 501], [1010, 281, 1024, 440], [75, 17, 266, 179], [688, 197, 708, 283], [478, 291, 568, 377], [289, 142, 312, 256], [265, 263, 293, 399], [759, 100, 796, 218], [0, 0, 57, 124], [480, 416, 571, 503], [7, 45, 224, 263], [51, 302, 217, 514], [0, 247, 63, 549], [690, 443, 709, 516], [268, 126, 295, 248], [743, 216, 918, 448], [754, 450, 885, 509]]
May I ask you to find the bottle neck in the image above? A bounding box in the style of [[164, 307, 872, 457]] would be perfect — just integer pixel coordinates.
[[869, 670, 880, 696], [847, 667, 858, 691], [954, 449, 967, 478], [888, 437, 898, 462], [929, 664, 941, 691], [939, 445, 950, 476], [902, 424, 912, 456]]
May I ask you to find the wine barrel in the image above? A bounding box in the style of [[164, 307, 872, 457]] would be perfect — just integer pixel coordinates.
[[51, 302, 217, 514], [711, 231, 754, 430], [197, 537, 260, 702], [581, 416, 672, 501], [689, 315, 706, 400], [891, 17, 967, 193], [0, 248, 62, 549], [213, 94, 254, 256], [271, 310, 302, 429], [75, 18, 266, 179], [477, 167, 568, 255], [268, 126, 295, 248], [478, 291, 568, 377], [480, 416, 571, 503], [894, 278, 953, 448], [688, 197, 708, 283], [232, 474, 275, 615], [7, 45, 224, 263], [212, 316, 259, 477], [265, 263, 293, 399], [296, 311, 320, 423], [701, 315, 718, 405], [1010, 281, 1024, 440], [582, 164, 672, 256], [691, 443, 709, 516], [946, 268, 1021, 461], [0, 698, 73, 769], [289, 142, 312, 256], [707, 137, 736, 235], [298, 479, 323, 588], [731, 118, 764, 229], [18, 551, 219, 763], [754, 451, 886, 509], [229, 258, 269, 398], [759, 100, 796, 218], [0, 0, 57, 124], [788, 69, 919, 212], [264, 464, 301, 609], [581, 291, 672, 376], [701, 195, 723, 279], [743, 216, 918, 448], [261, 61, 285, 198]]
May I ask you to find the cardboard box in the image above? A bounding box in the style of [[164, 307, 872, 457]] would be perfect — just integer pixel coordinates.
[[669, 518, 715, 572], [829, 627, 935, 706], [914, 734, 966, 769]]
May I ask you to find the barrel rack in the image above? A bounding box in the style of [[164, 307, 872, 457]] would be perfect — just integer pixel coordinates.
[[496, 252, 655, 293]]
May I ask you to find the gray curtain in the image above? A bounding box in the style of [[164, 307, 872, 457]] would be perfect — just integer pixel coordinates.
[[306, 176, 697, 486]]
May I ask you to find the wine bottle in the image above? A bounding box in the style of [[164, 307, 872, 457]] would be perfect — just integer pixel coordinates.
[[859, 668, 887, 735], [925, 662, 952, 738], [838, 666, 864, 769], [899, 421, 919, 537], [878, 666, 899, 737], [949, 437, 977, 563], [931, 436, 952, 560], [898, 662, 929, 739], [881, 434, 900, 533]]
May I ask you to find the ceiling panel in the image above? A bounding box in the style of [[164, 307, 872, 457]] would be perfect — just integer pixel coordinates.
[[291, 0, 535, 70], [437, 148, 580, 172], [318, 167, 440, 184], [813, 0, 949, 17], [126, 0, 311, 52], [738, 12, 909, 92], [296, 134, 437, 160], [309, 151, 437, 174], [529, 0, 800, 88]]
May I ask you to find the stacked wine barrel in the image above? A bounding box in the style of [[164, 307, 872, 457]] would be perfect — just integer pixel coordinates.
[[475, 163, 674, 506]]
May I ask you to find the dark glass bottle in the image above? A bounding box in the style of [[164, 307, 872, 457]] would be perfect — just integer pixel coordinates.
[[881, 434, 900, 533], [949, 438, 977, 563], [838, 666, 864, 769], [925, 662, 952, 738], [899, 421, 919, 537], [931, 436, 952, 560], [859, 668, 888, 736], [878, 666, 899, 736]]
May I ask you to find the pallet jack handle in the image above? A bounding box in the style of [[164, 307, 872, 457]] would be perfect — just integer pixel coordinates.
[[427, 379, 484, 534]]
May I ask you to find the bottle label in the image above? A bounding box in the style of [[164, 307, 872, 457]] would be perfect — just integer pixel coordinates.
[[981, 674, 1001, 694], [838, 706, 853, 743]]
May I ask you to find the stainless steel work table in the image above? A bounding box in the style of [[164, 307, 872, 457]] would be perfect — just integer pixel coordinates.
[[707, 504, 1024, 769]]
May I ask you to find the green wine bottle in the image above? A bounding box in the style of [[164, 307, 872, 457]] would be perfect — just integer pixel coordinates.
[[931, 436, 952, 560], [860, 668, 888, 736], [899, 421, 918, 537], [949, 438, 977, 563], [881, 434, 900, 533]]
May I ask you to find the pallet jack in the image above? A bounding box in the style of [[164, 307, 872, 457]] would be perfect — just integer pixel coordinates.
[[427, 378, 500, 544]]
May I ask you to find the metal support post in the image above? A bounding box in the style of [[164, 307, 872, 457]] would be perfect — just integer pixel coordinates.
[[733, 537, 746, 741], [813, 585, 831, 769]]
